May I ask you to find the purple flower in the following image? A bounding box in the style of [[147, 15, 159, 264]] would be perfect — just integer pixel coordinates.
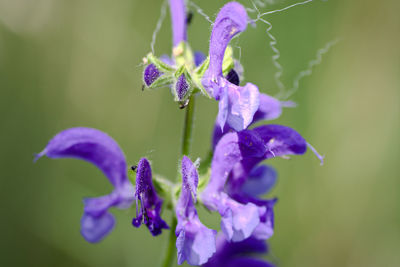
[[212, 93, 295, 148], [202, 2, 260, 131], [169, 0, 187, 46], [132, 158, 169, 236], [176, 156, 217, 265], [35, 127, 134, 243], [201, 125, 308, 241], [203, 234, 274, 267]]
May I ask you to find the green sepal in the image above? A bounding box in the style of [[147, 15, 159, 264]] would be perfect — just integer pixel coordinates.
[[153, 174, 174, 201], [198, 150, 213, 176], [128, 167, 136, 185], [222, 46, 235, 76], [195, 56, 210, 76], [174, 65, 186, 78], [197, 167, 211, 195], [145, 74, 175, 89], [146, 53, 175, 73], [174, 41, 194, 69]]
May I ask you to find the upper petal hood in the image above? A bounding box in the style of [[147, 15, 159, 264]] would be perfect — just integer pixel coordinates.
[[36, 127, 134, 242]]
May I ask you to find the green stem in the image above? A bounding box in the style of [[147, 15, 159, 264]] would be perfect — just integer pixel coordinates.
[[160, 95, 196, 267], [161, 217, 177, 267], [181, 95, 196, 156]]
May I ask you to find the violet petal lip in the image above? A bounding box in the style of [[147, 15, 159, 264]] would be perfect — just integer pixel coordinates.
[[217, 82, 260, 131], [132, 158, 169, 236], [176, 156, 216, 265], [202, 125, 307, 242], [169, 0, 187, 46], [203, 233, 275, 267], [35, 127, 134, 243], [212, 93, 290, 149]]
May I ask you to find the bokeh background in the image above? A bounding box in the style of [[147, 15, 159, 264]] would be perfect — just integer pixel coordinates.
[[1, 0, 399, 266]]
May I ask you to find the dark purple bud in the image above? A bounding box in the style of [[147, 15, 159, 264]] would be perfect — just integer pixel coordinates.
[[144, 64, 163, 86], [226, 69, 240, 86], [176, 74, 190, 101]]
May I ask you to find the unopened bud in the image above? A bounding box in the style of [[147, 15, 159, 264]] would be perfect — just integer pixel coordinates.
[[144, 64, 163, 87], [176, 74, 190, 101]]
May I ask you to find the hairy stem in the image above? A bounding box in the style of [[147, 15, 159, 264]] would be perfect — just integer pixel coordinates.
[[181, 95, 196, 156], [160, 95, 196, 267]]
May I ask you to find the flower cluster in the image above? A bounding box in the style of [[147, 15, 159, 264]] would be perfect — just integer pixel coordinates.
[[36, 1, 322, 266]]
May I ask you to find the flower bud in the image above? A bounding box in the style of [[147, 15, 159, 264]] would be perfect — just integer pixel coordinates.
[[143, 64, 163, 87], [175, 73, 190, 101]]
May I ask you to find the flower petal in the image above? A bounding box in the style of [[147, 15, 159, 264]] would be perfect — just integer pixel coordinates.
[[228, 258, 275, 267], [194, 51, 206, 67], [203, 234, 274, 267], [177, 222, 217, 265], [253, 124, 307, 157], [207, 130, 266, 194], [36, 127, 134, 242], [181, 156, 199, 200], [225, 82, 260, 131], [211, 94, 294, 148], [36, 127, 129, 187], [252, 93, 284, 122], [176, 156, 217, 265], [219, 193, 260, 242], [169, 0, 187, 46], [206, 2, 248, 82], [240, 165, 277, 197], [80, 212, 115, 243]]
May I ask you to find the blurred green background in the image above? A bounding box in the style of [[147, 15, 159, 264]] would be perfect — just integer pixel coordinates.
[[1, 0, 399, 266]]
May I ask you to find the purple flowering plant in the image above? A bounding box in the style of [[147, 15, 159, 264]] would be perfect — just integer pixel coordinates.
[[36, 1, 323, 266]]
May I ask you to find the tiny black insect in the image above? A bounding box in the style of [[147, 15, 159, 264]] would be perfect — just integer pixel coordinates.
[[186, 11, 193, 25], [130, 165, 137, 171]]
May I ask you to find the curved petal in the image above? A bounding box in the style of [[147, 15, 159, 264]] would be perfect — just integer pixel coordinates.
[[206, 130, 266, 194], [36, 127, 128, 188], [169, 0, 187, 46], [36, 127, 134, 243], [206, 2, 248, 82], [253, 124, 307, 157]]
